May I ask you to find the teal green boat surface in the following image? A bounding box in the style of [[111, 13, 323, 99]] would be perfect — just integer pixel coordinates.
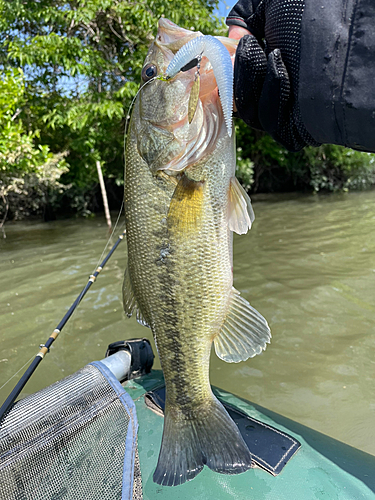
[[125, 370, 375, 500]]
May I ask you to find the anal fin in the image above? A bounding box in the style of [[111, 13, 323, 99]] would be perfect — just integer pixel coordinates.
[[228, 177, 254, 235], [215, 287, 271, 363], [123, 267, 150, 328]]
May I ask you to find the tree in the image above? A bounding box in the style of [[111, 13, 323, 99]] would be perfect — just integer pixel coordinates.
[[235, 121, 375, 194], [1, 0, 373, 223], [0, 68, 67, 226], [1, 0, 224, 215]]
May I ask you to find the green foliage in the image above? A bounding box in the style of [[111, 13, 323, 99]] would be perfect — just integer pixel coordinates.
[[235, 125, 254, 191], [1, 152, 69, 220], [235, 120, 375, 193], [0, 68, 68, 220], [304, 145, 375, 192], [235, 120, 292, 192], [1, 0, 224, 197], [1, 0, 374, 222]]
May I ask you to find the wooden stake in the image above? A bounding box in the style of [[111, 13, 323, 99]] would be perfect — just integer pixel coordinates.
[[96, 160, 112, 230]]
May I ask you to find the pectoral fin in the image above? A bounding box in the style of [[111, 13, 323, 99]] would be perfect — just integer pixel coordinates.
[[123, 267, 150, 328], [228, 177, 255, 234], [167, 174, 204, 234], [214, 287, 271, 363]]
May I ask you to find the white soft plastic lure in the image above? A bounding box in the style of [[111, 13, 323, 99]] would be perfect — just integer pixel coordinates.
[[165, 35, 233, 137]]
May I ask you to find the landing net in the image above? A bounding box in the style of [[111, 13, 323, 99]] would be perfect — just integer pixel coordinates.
[[0, 362, 142, 500]]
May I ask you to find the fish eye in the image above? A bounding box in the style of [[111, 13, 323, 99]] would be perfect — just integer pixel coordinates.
[[141, 64, 158, 82]]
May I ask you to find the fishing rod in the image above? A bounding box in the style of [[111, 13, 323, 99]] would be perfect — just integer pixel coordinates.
[[0, 228, 126, 422]]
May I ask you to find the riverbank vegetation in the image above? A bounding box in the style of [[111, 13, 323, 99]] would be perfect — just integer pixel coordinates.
[[1, 0, 375, 222]]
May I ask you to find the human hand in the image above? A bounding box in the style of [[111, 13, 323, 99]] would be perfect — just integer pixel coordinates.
[[227, 0, 319, 151]]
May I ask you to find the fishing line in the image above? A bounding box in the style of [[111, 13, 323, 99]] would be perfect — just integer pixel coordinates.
[[0, 76, 163, 418], [94, 56, 202, 271], [123, 75, 159, 155], [0, 228, 127, 421], [0, 355, 35, 391], [91, 199, 125, 275], [93, 76, 160, 274]]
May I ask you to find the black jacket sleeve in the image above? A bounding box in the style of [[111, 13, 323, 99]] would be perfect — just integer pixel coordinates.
[[227, 0, 375, 153]]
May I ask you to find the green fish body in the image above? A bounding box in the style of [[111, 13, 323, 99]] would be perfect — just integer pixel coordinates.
[[124, 19, 271, 486]]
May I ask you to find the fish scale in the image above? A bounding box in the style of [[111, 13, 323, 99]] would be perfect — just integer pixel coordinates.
[[123, 18, 271, 487], [126, 140, 233, 406]]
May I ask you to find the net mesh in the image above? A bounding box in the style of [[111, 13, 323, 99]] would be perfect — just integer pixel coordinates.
[[0, 364, 142, 500]]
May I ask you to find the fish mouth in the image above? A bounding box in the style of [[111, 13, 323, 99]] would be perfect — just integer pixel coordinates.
[[154, 19, 219, 95], [155, 19, 239, 121], [138, 20, 238, 174], [155, 19, 202, 52]]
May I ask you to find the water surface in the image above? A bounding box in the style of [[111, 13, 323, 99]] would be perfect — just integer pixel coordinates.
[[1, 191, 374, 455]]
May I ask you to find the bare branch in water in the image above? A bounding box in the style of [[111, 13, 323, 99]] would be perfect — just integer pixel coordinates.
[[0, 192, 9, 239]]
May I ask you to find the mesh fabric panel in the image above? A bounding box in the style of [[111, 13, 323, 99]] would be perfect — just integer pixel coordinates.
[[0, 364, 142, 500], [229, 0, 321, 150]]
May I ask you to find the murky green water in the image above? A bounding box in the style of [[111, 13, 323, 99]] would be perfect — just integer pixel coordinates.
[[1, 191, 374, 455]]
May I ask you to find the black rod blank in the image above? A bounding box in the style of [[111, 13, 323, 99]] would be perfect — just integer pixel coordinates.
[[0, 229, 126, 422]]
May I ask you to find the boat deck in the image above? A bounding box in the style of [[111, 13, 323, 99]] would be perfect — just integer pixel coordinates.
[[126, 370, 375, 500]]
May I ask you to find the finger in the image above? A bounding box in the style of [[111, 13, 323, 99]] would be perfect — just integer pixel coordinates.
[[258, 49, 291, 143], [234, 34, 267, 129]]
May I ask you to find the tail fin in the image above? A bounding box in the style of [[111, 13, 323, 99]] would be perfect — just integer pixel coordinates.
[[153, 396, 252, 486]]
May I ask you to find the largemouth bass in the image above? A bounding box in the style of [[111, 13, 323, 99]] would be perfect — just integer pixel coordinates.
[[124, 19, 271, 486]]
